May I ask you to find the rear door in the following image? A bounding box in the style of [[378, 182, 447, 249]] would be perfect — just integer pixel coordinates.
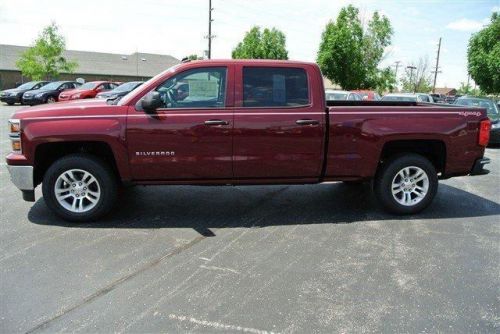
[[233, 65, 325, 180], [126, 65, 234, 181]]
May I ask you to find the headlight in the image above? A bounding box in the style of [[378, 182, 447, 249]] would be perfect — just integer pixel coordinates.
[[491, 122, 500, 129], [35, 93, 44, 98], [8, 119, 21, 153], [10, 92, 18, 97]]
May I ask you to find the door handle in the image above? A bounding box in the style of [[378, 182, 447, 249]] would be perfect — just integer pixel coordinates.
[[296, 119, 319, 125], [204, 119, 229, 126]]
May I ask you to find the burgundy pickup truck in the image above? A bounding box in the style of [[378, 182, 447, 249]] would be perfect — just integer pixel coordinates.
[[6, 60, 491, 221]]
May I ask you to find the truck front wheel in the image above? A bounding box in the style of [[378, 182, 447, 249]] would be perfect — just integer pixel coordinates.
[[42, 154, 117, 222], [374, 154, 438, 214]]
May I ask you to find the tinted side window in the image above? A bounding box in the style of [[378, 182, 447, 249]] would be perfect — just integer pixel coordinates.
[[156, 67, 227, 109], [243, 67, 309, 107]]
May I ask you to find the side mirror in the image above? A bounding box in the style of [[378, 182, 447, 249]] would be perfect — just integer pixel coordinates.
[[141, 91, 162, 113]]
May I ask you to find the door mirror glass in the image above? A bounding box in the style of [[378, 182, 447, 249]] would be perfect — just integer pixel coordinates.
[[141, 91, 162, 113]]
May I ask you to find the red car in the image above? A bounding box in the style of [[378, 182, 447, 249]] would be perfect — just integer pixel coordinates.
[[6, 59, 491, 221], [58, 81, 118, 101], [351, 90, 381, 100]]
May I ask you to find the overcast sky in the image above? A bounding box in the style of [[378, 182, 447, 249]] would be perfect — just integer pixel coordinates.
[[0, 0, 498, 88]]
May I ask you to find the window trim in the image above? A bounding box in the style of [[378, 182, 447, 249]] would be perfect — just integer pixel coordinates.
[[240, 66, 312, 110], [154, 66, 229, 111]]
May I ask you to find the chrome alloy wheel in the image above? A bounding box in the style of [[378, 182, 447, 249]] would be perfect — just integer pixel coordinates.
[[54, 169, 101, 213], [391, 166, 429, 206]]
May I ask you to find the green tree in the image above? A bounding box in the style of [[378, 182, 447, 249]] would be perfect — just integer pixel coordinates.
[[467, 12, 500, 94], [16, 22, 77, 80], [317, 5, 394, 91], [232, 26, 288, 59], [457, 81, 482, 96], [400, 57, 433, 93], [186, 54, 202, 60]]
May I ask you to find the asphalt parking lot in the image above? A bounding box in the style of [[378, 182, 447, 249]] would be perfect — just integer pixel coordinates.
[[0, 104, 499, 333]]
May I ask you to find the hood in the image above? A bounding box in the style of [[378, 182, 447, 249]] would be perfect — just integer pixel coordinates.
[[97, 90, 127, 98], [12, 99, 110, 120], [59, 88, 83, 96], [1, 88, 20, 94], [23, 88, 56, 96]]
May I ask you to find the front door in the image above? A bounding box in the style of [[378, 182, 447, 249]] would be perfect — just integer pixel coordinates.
[[233, 65, 325, 180], [127, 66, 233, 181]]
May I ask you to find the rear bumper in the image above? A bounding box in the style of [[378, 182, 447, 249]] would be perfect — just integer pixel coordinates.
[[470, 158, 490, 176]]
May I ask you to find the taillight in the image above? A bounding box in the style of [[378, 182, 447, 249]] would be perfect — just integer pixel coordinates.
[[478, 119, 491, 147]]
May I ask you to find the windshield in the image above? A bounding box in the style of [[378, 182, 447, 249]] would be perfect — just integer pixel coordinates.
[[326, 92, 348, 100], [16, 82, 39, 90], [381, 95, 417, 102], [455, 98, 499, 118], [40, 82, 63, 90], [79, 82, 99, 90], [114, 82, 142, 92]]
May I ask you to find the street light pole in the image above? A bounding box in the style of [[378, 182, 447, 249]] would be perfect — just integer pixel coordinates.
[[394, 60, 402, 91], [406, 65, 417, 93]]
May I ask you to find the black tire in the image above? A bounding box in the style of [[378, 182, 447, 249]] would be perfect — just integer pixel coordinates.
[[7, 102, 14, 106], [374, 154, 438, 215], [46, 96, 56, 103], [42, 154, 118, 222]]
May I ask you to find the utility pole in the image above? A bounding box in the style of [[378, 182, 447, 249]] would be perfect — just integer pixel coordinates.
[[406, 65, 417, 93], [466, 73, 470, 95], [394, 60, 402, 91], [432, 37, 442, 93], [207, 0, 215, 59]]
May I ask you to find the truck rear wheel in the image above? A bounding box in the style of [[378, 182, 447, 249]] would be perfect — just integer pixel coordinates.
[[374, 154, 438, 214], [42, 154, 117, 222]]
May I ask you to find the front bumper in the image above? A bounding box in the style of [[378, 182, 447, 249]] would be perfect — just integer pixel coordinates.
[[22, 96, 44, 105], [470, 158, 490, 176], [6, 165, 35, 202], [1, 95, 21, 104], [7, 165, 34, 190]]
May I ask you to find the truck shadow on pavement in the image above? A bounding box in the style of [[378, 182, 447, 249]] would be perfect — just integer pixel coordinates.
[[28, 183, 500, 235]]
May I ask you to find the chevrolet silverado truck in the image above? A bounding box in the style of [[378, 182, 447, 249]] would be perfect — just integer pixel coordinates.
[[6, 60, 492, 221]]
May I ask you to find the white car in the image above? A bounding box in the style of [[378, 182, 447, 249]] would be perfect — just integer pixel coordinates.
[[325, 90, 362, 101], [381, 93, 435, 103]]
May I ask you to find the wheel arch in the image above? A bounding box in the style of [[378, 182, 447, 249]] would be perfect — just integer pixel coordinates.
[[378, 139, 447, 175], [33, 141, 124, 186]]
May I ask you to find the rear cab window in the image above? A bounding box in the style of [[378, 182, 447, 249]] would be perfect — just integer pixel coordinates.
[[242, 67, 309, 108]]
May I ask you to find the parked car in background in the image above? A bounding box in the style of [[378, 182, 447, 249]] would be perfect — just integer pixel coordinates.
[[0, 81, 50, 105], [445, 95, 461, 104], [59, 81, 118, 101], [325, 89, 362, 101], [430, 93, 445, 103], [454, 96, 500, 145], [351, 90, 381, 100], [381, 93, 434, 102], [96, 81, 143, 100], [22, 81, 81, 105]]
